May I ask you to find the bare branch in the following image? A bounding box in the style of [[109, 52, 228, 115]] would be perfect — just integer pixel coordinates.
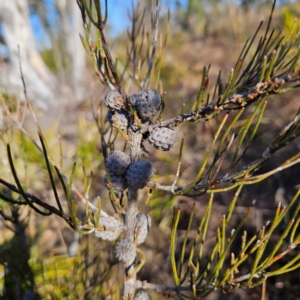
[[141, 1, 161, 91]]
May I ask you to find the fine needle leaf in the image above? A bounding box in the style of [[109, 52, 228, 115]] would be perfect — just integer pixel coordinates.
[[39, 133, 63, 212]]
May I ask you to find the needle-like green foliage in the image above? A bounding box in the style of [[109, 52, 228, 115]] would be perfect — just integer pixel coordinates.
[[0, 0, 300, 299]]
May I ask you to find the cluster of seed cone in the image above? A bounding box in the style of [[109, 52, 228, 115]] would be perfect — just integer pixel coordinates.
[[104, 91, 160, 266], [114, 213, 151, 262], [105, 89, 177, 151], [104, 150, 155, 192], [95, 212, 151, 244], [101, 151, 154, 245]]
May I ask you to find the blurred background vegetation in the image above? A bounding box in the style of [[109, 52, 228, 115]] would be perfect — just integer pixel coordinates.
[[0, 0, 300, 299]]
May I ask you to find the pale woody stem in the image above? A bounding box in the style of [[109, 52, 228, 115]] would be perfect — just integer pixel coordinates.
[[122, 130, 143, 298]]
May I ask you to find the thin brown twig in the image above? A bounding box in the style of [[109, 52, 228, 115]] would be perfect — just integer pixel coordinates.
[[17, 45, 29, 125], [141, 0, 161, 91]]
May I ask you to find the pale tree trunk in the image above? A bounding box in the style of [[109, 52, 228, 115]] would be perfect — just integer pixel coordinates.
[[66, 0, 86, 100], [34, 0, 86, 100], [55, 0, 86, 99], [0, 0, 58, 109]]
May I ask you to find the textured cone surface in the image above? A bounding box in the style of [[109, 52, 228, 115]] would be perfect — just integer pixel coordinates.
[[104, 172, 128, 193], [107, 109, 129, 130], [106, 150, 131, 176], [135, 214, 151, 245], [104, 90, 124, 110], [148, 127, 177, 151], [115, 238, 136, 264], [95, 216, 124, 241], [129, 93, 140, 106], [130, 89, 161, 119], [134, 291, 152, 300], [126, 159, 155, 189]]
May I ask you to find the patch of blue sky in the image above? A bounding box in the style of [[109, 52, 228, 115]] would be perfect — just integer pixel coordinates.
[[0, 23, 7, 59], [107, 0, 187, 36], [28, 0, 187, 50], [30, 13, 52, 50]]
